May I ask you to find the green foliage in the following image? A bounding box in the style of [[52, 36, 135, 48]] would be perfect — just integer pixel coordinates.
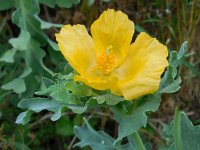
[[1, 0, 198, 149], [0, 0, 61, 97], [160, 108, 200, 150], [92, 94, 124, 105], [15, 110, 33, 125], [15, 73, 95, 124], [74, 118, 136, 150], [0, 48, 16, 63], [109, 42, 187, 143], [0, 0, 15, 10], [1, 78, 26, 93], [175, 111, 200, 150], [159, 42, 187, 93], [112, 94, 161, 143], [15, 42, 188, 149], [9, 30, 30, 51], [15, 97, 86, 124], [37, 17, 63, 29], [56, 116, 74, 136], [38, 0, 80, 8], [15, 73, 124, 124]]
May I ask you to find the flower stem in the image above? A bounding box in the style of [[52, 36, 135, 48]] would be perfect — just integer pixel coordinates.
[[130, 131, 146, 150]]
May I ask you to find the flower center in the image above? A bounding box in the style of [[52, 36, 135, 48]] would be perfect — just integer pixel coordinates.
[[96, 46, 116, 75]]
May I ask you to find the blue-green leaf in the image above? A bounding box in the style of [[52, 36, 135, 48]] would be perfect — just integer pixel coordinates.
[[135, 24, 148, 33], [74, 118, 136, 150], [16, 97, 87, 124], [9, 30, 30, 51], [1, 78, 26, 94], [112, 94, 161, 143], [18, 98, 63, 112], [37, 17, 63, 29], [16, 98, 63, 123], [160, 109, 200, 150], [12, 0, 52, 45], [171, 109, 200, 150], [159, 42, 187, 93], [0, 48, 17, 63], [24, 39, 54, 75], [47, 39, 59, 51], [92, 94, 124, 105], [15, 110, 33, 125], [19, 67, 32, 78], [66, 82, 92, 96]]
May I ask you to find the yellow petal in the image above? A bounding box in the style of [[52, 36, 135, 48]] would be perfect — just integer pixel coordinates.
[[74, 72, 118, 90], [56, 25, 96, 75], [91, 9, 134, 66], [113, 32, 168, 100]]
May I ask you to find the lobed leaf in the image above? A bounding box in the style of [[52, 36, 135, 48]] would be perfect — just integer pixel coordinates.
[[9, 30, 30, 51], [15, 110, 33, 125], [16, 95, 88, 124], [0, 48, 17, 63], [160, 109, 200, 150], [112, 94, 161, 143], [159, 42, 187, 93], [74, 118, 136, 150], [92, 94, 124, 105], [1, 78, 26, 94]]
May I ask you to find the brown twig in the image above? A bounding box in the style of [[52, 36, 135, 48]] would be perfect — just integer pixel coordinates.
[[29, 111, 112, 129], [29, 113, 54, 129]]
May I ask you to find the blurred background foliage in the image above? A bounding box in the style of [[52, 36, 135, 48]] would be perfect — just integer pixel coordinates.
[[0, 0, 199, 149]]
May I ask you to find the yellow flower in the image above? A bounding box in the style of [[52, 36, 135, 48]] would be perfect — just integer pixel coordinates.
[[56, 9, 168, 100]]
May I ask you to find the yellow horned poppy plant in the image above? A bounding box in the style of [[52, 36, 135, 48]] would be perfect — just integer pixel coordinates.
[[56, 9, 168, 100]]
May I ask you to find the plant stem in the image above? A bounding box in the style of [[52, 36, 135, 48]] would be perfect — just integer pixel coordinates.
[[130, 131, 146, 150], [174, 107, 182, 150]]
